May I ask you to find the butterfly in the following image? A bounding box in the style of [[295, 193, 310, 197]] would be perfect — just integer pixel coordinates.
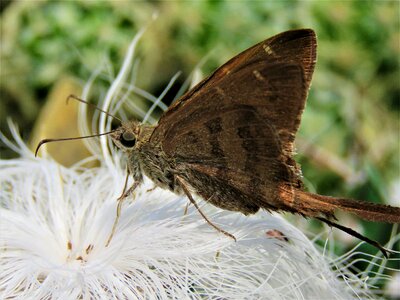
[[36, 29, 400, 256]]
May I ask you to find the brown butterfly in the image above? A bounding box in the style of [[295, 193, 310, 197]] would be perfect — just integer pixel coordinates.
[[36, 29, 400, 256]]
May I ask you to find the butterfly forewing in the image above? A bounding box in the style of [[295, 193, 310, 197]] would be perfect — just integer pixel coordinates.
[[154, 29, 316, 124], [146, 29, 316, 213], [152, 29, 316, 151]]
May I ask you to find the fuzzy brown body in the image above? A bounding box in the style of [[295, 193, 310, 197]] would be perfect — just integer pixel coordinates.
[[113, 122, 180, 193], [109, 29, 400, 255]]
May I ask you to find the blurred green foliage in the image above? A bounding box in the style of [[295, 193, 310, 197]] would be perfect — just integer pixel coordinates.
[[1, 0, 399, 297]]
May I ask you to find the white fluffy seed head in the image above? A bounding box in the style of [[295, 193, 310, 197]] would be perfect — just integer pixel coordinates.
[[2, 122, 387, 299]]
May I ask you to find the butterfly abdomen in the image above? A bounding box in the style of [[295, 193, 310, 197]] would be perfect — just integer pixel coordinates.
[[294, 190, 400, 223]]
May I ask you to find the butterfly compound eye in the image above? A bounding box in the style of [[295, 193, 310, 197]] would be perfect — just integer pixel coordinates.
[[120, 131, 136, 148]]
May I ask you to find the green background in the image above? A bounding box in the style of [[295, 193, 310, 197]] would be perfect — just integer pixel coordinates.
[[1, 1, 399, 298]]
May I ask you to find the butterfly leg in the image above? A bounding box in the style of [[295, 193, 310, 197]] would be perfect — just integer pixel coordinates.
[[316, 217, 391, 258], [176, 176, 237, 241], [146, 185, 157, 193], [117, 167, 130, 200], [183, 202, 190, 215], [106, 167, 141, 247]]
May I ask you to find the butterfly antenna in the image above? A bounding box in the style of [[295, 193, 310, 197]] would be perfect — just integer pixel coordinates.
[[35, 130, 116, 157], [67, 94, 123, 123]]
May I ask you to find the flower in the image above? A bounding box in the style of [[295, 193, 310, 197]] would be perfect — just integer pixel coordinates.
[[0, 28, 394, 300]]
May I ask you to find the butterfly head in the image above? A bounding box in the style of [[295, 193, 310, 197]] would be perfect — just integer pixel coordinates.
[[111, 120, 141, 152]]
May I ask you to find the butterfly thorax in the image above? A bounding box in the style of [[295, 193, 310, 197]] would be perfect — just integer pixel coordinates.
[[134, 125, 180, 193]]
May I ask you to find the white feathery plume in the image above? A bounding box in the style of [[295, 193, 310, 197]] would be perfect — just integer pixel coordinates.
[[0, 28, 396, 299]]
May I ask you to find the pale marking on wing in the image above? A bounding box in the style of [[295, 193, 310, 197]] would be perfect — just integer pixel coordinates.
[[263, 44, 274, 55], [215, 86, 225, 96], [221, 66, 232, 76], [252, 70, 265, 81]]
